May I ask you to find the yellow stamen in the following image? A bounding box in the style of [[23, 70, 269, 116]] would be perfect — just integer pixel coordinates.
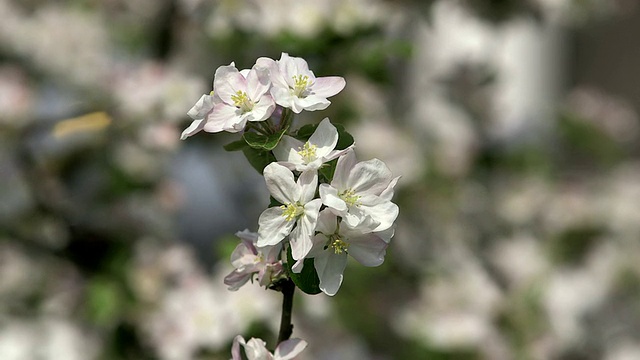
[[330, 238, 349, 254], [339, 189, 361, 207], [280, 202, 304, 221], [292, 75, 310, 97], [297, 142, 317, 163], [230, 90, 253, 112]]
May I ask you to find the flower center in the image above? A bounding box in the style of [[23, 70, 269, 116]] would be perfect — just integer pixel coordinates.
[[280, 202, 304, 221], [292, 75, 310, 97], [339, 189, 361, 207], [330, 237, 349, 254], [297, 141, 317, 163], [230, 90, 253, 112]]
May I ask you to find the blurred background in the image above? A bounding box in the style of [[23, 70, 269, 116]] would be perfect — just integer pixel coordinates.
[[2, 0, 640, 359]]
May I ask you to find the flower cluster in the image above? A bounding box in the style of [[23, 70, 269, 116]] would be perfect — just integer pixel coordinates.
[[182, 52, 399, 357]]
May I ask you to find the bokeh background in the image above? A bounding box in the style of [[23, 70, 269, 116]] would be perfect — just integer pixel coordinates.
[[2, 0, 640, 359]]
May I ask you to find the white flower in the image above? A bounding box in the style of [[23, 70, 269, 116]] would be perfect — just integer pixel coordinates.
[[308, 209, 391, 296], [180, 91, 220, 139], [213, 63, 276, 128], [224, 230, 284, 291], [257, 163, 322, 260], [273, 118, 353, 172], [180, 62, 275, 139], [319, 148, 399, 231], [231, 336, 307, 360], [256, 53, 345, 113]]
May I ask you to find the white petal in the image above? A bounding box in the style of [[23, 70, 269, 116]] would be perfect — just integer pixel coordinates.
[[290, 199, 321, 260], [247, 66, 271, 100], [203, 103, 238, 133], [273, 135, 305, 165], [314, 251, 348, 296], [187, 94, 214, 119], [319, 184, 348, 212], [215, 70, 246, 105], [180, 119, 205, 140], [292, 95, 330, 112], [231, 336, 245, 360], [257, 207, 294, 246], [315, 208, 338, 235], [224, 271, 252, 291], [274, 338, 308, 360], [263, 163, 300, 204], [271, 87, 299, 112], [308, 118, 338, 158], [347, 158, 393, 195], [297, 170, 318, 203], [247, 96, 275, 122], [360, 200, 399, 232], [347, 234, 388, 267], [332, 148, 357, 189], [324, 144, 354, 162], [311, 76, 346, 98], [380, 176, 400, 202]]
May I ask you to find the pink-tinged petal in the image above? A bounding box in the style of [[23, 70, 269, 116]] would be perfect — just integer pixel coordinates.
[[315, 208, 338, 235], [247, 96, 275, 122], [258, 56, 288, 90], [347, 158, 393, 195], [274, 338, 308, 360], [314, 251, 348, 296], [319, 184, 348, 212], [347, 234, 388, 267], [229, 242, 257, 268], [263, 163, 300, 204], [297, 170, 318, 203], [231, 336, 245, 360], [292, 95, 330, 112], [279, 53, 298, 88], [215, 62, 237, 81], [273, 135, 305, 165], [308, 118, 338, 158], [187, 94, 215, 119], [311, 76, 346, 98], [247, 67, 271, 100], [332, 148, 357, 189], [215, 71, 247, 105], [360, 200, 399, 232], [203, 103, 238, 133], [257, 207, 294, 246], [236, 229, 258, 243], [180, 119, 205, 140], [271, 87, 298, 111], [224, 270, 252, 291]]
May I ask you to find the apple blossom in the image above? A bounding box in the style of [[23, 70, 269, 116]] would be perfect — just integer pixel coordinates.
[[273, 117, 353, 172], [231, 335, 307, 360], [211, 62, 276, 131], [257, 163, 322, 260], [319, 148, 400, 231], [224, 230, 285, 291], [256, 53, 345, 113], [180, 91, 221, 140], [308, 209, 392, 296]]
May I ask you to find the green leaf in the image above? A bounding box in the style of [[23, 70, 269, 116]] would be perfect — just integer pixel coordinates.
[[318, 159, 337, 183], [286, 246, 321, 295], [334, 123, 354, 150], [242, 147, 276, 174], [223, 139, 247, 151], [295, 123, 317, 140], [243, 128, 288, 151]]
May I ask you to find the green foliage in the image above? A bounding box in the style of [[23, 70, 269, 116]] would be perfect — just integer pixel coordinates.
[[241, 147, 277, 174], [243, 128, 289, 151], [286, 246, 321, 295]]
